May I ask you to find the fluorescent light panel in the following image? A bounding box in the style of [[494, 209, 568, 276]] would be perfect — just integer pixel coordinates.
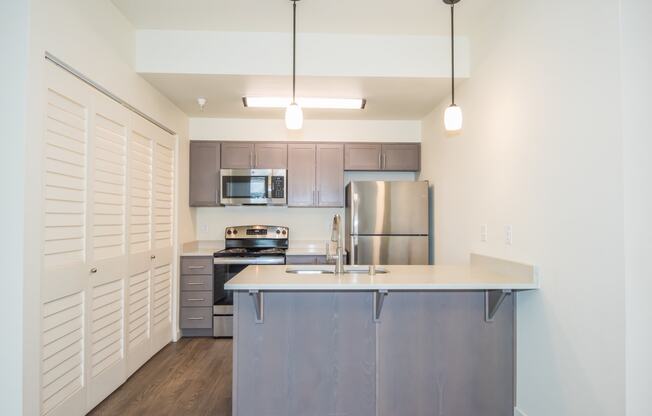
[[243, 97, 366, 110]]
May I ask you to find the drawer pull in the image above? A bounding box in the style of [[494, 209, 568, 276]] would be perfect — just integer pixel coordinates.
[[188, 265, 205, 269], [187, 282, 204, 286], [187, 317, 204, 321], [187, 298, 205, 302]]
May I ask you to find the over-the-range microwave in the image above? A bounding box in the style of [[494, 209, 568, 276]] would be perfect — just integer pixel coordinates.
[[220, 169, 287, 206]]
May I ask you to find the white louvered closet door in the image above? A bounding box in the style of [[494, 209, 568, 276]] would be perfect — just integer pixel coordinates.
[[126, 115, 157, 375], [41, 65, 90, 416], [150, 131, 175, 352], [85, 91, 129, 409]]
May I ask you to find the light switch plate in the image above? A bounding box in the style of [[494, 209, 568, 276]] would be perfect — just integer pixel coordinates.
[[480, 224, 488, 242], [505, 225, 513, 245]]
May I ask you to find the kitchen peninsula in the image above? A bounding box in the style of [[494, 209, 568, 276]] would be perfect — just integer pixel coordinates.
[[225, 254, 539, 416]]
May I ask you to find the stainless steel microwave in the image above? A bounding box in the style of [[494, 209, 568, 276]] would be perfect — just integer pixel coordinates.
[[220, 169, 287, 206]]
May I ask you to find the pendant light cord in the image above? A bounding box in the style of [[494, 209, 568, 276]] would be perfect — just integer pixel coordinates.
[[450, 4, 455, 105], [292, 0, 297, 104]]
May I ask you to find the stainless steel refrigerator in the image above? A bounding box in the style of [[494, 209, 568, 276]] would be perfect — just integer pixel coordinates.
[[345, 181, 430, 265]]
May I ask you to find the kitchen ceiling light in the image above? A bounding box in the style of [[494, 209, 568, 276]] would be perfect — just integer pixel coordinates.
[[286, 0, 303, 130], [443, 0, 463, 132], [244, 97, 366, 110]]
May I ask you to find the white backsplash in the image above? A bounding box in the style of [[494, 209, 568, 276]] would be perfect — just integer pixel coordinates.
[[194, 171, 417, 241]]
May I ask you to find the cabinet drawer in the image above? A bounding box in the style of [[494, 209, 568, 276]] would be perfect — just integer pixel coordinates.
[[180, 307, 213, 329], [181, 275, 213, 291], [181, 291, 213, 307], [181, 257, 213, 275]]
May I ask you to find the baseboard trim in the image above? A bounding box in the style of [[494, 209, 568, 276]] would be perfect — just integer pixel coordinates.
[[514, 407, 528, 416]]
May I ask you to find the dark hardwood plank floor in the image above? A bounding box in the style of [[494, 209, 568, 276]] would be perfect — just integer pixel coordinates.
[[88, 338, 232, 416]]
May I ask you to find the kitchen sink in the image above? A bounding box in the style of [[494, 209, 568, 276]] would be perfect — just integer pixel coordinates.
[[285, 266, 388, 275]]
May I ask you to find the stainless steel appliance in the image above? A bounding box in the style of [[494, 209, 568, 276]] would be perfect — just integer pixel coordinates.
[[212, 225, 288, 337], [345, 181, 429, 265], [220, 169, 287, 205]]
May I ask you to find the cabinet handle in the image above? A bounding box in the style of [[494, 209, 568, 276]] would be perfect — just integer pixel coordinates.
[[187, 298, 205, 302], [90, 267, 98, 274], [255, 152, 258, 167], [187, 317, 204, 321], [378, 152, 382, 168], [216, 188, 219, 204], [187, 282, 204, 286], [383, 153, 387, 169], [188, 265, 205, 269], [316, 190, 320, 205], [150, 255, 156, 259]]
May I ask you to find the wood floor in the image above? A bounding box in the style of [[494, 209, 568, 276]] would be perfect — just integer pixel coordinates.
[[88, 338, 232, 416]]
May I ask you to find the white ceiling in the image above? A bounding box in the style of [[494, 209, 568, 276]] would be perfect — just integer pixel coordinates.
[[113, 0, 485, 120], [142, 74, 455, 119], [112, 0, 485, 35]]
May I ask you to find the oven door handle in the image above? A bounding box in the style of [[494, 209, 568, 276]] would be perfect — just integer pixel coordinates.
[[213, 257, 286, 265]]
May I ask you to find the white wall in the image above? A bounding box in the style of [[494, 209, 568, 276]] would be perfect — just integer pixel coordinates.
[[135, 30, 470, 78], [621, 1, 652, 415], [420, 0, 625, 415], [22, 1, 191, 414], [190, 117, 422, 142], [191, 117, 419, 241], [0, 2, 29, 414]]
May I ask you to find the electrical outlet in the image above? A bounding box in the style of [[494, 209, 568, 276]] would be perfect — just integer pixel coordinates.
[[201, 224, 209, 233], [480, 224, 488, 242], [505, 225, 513, 245]]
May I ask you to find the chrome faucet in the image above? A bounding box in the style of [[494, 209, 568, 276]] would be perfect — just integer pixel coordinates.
[[329, 214, 345, 274]]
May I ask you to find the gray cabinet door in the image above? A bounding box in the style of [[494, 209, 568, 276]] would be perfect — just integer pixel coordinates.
[[288, 144, 316, 207], [221, 142, 254, 169], [254, 143, 287, 168], [316, 144, 344, 207], [381, 143, 420, 171], [344, 143, 382, 170], [189, 141, 220, 206]]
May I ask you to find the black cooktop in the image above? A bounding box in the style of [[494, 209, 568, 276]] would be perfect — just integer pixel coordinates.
[[214, 247, 287, 257]]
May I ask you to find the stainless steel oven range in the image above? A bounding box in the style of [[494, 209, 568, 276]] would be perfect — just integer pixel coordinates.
[[212, 225, 288, 337]]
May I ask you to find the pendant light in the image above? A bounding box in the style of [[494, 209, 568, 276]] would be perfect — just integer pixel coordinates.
[[285, 0, 303, 130], [443, 0, 463, 132]]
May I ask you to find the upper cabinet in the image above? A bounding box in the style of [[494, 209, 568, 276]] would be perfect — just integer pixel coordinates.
[[381, 144, 421, 171], [254, 143, 288, 169], [222, 142, 288, 169], [221, 142, 255, 169], [316, 144, 344, 207], [344, 143, 382, 170], [189, 141, 220, 206], [288, 143, 344, 207], [344, 143, 420, 171]]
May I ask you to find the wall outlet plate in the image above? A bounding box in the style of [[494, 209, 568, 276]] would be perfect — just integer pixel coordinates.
[[481, 224, 488, 242]]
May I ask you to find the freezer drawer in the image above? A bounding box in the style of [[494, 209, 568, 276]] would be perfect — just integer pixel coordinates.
[[348, 235, 429, 265]]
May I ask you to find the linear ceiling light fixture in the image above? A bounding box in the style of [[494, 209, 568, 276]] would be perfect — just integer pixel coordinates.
[[443, 0, 463, 132], [244, 97, 366, 110], [285, 0, 303, 130]]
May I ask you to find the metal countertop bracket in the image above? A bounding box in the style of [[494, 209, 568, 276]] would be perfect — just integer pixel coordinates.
[[485, 289, 512, 322], [249, 290, 264, 323], [373, 290, 389, 322]]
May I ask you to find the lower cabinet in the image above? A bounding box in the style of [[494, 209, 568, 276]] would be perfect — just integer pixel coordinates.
[[179, 256, 214, 336], [286, 255, 333, 265]]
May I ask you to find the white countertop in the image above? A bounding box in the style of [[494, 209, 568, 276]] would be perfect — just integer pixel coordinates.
[[224, 263, 539, 291]]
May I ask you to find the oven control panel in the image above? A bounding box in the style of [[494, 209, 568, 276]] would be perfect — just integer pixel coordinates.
[[225, 225, 289, 239]]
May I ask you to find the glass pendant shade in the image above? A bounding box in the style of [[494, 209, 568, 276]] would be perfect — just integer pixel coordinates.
[[444, 104, 463, 131], [285, 103, 303, 130]]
